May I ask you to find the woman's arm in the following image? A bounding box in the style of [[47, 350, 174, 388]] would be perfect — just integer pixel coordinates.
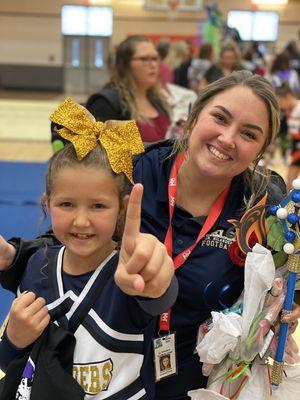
[[87, 96, 122, 121], [86, 86, 128, 122]]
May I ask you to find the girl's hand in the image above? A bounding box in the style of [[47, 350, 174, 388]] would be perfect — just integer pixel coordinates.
[[6, 291, 50, 349], [115, 184, 174, 298], [0, 235, 16, 271]]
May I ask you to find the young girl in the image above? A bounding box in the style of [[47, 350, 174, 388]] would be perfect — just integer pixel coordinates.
[[0, 98, 176, 399]]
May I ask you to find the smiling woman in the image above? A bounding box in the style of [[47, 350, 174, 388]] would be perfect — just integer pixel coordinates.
[[173, 70, 280, 214], [86, 35, 171, 143], [131, 70, 298, 398], [184, 86, 269, 193]]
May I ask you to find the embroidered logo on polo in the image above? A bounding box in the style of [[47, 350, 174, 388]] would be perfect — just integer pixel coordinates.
[[73, 358, 113, 395], [201, 228, 236, 250]]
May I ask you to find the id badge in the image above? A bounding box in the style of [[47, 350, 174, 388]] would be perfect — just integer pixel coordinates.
[[153, 333, 177, 381]]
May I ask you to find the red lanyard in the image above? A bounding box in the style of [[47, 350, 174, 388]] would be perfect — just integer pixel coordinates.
[[159, 151, 230, 332]]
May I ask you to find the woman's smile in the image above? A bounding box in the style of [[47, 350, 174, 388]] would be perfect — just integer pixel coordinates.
[[187, 86, 268, 182], [207, 145, 232, 161]]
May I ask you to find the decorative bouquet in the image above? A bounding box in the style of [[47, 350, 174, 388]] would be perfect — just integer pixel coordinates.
[[188, 179, 300, 400]]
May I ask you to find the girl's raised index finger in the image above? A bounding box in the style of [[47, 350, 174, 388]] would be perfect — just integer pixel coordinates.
[[123, 183, 144, 241]]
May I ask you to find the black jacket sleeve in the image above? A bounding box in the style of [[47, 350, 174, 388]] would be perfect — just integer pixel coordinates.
[[86, 84, 130, 122], [86, 95, 122, 122], [0, 233, 59, 293]]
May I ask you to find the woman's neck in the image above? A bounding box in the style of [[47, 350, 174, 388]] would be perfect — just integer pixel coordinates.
[[176, 158, 231, 216], [134, 89, 158, 119], [222, 67, 234, 76], [134, 86, 148, 100]]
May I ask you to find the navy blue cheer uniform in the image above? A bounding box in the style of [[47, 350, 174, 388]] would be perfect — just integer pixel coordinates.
[[0, 246, 177, 399]]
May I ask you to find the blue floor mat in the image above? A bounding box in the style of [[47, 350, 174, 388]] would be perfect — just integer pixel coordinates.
[[0, 161, 49, 324], [0, 161, 47, 204]]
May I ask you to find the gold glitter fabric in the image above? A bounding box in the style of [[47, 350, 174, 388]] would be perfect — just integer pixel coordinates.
[[49, 97, 144, 183]]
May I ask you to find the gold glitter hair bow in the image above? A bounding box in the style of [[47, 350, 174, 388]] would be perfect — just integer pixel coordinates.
[[49, 97, 144, 183]]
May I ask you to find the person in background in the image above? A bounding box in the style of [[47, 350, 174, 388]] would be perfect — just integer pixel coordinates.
[[276, 85, 300, 190], [0, 99, 176, 399], [284, 39, 300, 78], [188, 42, 214, 93], [276, 107, 290, 166], [156, 38, 174, 88], [267, 51, 300, 97], [200, 40, 243, 89], [248, 41, 265, 63], [86, 35, 171, 144], [166, 41, 191, 88], [1, 71, 300, 400], [241, 41, 266, 76], [173, 41, 194, 89], [266, 51, 300, 167]]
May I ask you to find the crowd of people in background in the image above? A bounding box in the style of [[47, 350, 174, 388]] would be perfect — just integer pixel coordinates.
[[76, 29, 300, 184]]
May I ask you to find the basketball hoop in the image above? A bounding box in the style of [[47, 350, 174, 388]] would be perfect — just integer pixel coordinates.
[[167, 0, 179, 20]]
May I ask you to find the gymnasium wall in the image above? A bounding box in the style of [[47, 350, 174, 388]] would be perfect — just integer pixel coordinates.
[[0, 0, 299, 90]]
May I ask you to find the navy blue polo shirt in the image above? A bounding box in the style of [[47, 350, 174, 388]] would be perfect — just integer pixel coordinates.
[[134, 142, 247, 399]]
